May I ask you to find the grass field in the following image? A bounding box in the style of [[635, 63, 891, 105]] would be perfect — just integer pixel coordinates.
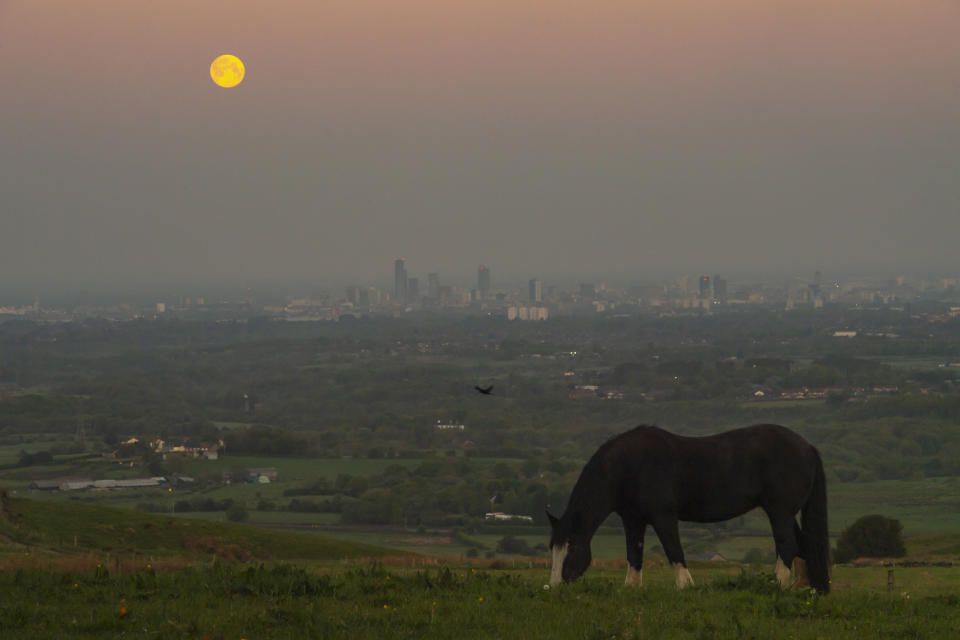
[[0, 439, 78, 467], [2, 562, 959, 639], [830, 477, 960, 536], [0, 493, 402, 564], [3, 493, 960, 638], [177, 455, 426, 481], [7, 450, 960, 567]]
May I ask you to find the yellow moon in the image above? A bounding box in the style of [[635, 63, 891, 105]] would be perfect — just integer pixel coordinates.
[[210, 54, 245, 88]]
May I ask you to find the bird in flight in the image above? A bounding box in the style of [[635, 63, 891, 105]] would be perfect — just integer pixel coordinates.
[[474, 385, 494, 395]]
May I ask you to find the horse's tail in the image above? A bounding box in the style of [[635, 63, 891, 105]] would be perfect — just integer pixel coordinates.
[[800, 449, 830, 593]]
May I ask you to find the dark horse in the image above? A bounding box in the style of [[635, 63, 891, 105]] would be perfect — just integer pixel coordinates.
[[547, 424, 829, 592]]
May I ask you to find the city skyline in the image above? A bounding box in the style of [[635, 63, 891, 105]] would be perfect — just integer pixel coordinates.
[[3, 1, 960, 290], [3, 254, 960, 308]]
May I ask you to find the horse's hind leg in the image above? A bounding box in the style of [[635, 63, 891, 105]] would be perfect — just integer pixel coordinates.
[[622, 516, 646, 587], [652, 516, 694, 589], [766, 512, 800, 589], [791, 521, 810, 587]]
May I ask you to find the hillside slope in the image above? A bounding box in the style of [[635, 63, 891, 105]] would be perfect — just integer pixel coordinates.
[[0, 490, 403, 563]]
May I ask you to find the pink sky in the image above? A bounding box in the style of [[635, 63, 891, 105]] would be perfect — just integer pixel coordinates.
[[2, 1, 959, 283], [5, 1, 956, 120]]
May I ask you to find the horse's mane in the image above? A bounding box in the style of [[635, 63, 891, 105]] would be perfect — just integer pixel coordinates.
[[567, 426, 660, 509], [596, 424, 662, 449]]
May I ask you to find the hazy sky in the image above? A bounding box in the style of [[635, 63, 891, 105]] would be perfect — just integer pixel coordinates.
[[2, 0, 959, 290]]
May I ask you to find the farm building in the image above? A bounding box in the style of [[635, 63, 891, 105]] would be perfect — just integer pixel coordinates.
[[484, 512, 534, 523], [29, 477, 167, 492], [150, 438, 222, 460], [247, 467, 278, 483]]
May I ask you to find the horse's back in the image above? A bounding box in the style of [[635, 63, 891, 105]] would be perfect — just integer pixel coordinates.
[[604, 424, 819, 522]]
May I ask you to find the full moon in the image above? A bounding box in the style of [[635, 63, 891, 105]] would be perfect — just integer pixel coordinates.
[[210, 54, 245, 88]]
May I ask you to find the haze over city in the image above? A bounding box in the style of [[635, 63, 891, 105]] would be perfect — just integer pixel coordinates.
[[3, 1, 959, 295]]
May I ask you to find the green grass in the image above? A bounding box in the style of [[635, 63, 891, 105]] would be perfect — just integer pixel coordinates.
[[871, 355, 959, 371], [830, 478, 960, 536], [2, 563, 960, 639], [176, 455, 424, 480], [10, 456, 960, 563], [3, 492, 960, 639], [173, 510, 342, 526], [906, 534, 960, 558], [0, 494, 404, 563], [0, 442, 65, 467], [738, 399, 827, 409]]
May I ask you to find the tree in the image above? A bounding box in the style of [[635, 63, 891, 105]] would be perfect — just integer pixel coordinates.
[[225, 504, 249, 523], [16, 450, 53, 467], [496, 535, 535, 556], [834, 514, 906, 562]]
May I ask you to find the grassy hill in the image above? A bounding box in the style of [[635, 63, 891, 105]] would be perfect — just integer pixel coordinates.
[[0, 490, 405, 564]]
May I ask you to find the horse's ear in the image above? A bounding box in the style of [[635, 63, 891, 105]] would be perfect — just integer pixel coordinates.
[[546, 510, 558, 529]]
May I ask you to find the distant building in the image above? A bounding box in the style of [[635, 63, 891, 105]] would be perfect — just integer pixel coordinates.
[[478, 265, 491, 300], [427, 273, 440, 299], [569, 384, 601, 399], [407, 277, 419, 304], [30, 477, 167, 492], [712, 275, 728, 305], [507, 306, 549, 321], [811, 270, 823, 297], [394, 258, 407, 303], [529, 278, 542, 303], [699, 276, 711, 299], [246, 467, 278, 482], [345, 285, 362, 305], [484, 512, 534, 523], [151, 438, 222, 460]]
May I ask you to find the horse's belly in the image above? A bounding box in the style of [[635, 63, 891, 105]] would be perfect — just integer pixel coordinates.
[[678, 499, 756, 523], [680, 509, 749, 523]]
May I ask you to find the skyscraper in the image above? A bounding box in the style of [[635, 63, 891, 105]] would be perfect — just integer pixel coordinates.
[[345, 285, 362, 305], [394, 258, 407, 303], [699, 276, 711, 299], [478, 265, 490, 300], [407, 277, 419, 303], [529, 278, 542, 303], [712, 274, 728, 305], [427, 272, 440, 300]]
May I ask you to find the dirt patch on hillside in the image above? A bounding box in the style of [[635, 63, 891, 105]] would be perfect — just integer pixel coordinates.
[[182, 536, 254, 562]]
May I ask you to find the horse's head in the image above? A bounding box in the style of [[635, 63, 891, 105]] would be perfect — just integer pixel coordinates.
[[547, 510, 592, 585]]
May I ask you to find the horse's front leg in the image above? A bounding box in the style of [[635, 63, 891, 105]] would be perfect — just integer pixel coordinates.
[[652, 515, 694, 589], [622, 515, 647, 587]]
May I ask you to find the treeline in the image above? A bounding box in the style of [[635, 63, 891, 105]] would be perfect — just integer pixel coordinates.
[[254, 457, 577, 528], [4, 312, 960, 490]]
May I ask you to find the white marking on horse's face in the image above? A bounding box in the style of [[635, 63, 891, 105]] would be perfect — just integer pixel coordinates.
[[775, 556, 791, 588], [624, 566, 643, 587], [672, 563, 695, 589], [550, 543, 569, 586]]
